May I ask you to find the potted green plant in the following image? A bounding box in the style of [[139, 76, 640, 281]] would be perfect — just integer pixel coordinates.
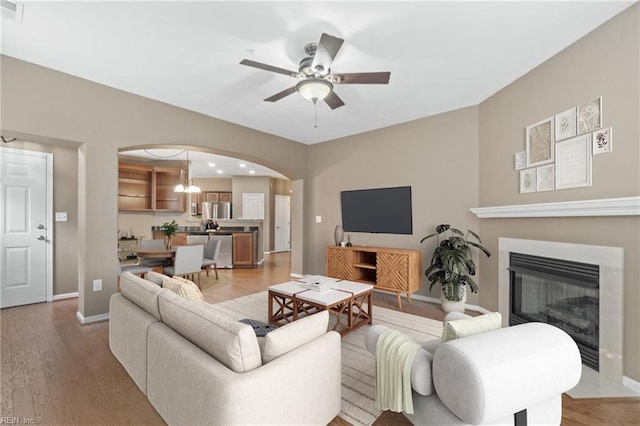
[[160, 219, 179, 249], [420, 224, 491, 313]]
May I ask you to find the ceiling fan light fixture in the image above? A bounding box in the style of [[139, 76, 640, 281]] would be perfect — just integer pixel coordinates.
[[296, 79, 333, 103]]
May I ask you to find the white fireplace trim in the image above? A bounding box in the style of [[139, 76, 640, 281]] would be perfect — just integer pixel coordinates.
[[471, 196, 640, 218], [498, 238, 623, 384]]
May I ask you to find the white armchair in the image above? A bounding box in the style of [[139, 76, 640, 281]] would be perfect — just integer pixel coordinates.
[[366, 313, 582, 425]]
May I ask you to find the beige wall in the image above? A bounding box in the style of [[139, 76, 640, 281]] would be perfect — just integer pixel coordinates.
[[307, 105, 481, 303], [1, 55, 308, 319], [478, 5, 639, 381], [4, 142, 79, 296]]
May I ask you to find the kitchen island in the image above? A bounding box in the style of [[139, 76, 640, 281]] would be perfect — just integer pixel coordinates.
[[151, 225, 259, 268]]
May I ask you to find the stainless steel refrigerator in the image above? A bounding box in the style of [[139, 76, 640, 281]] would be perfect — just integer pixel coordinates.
[[202, 202, 231, 220]]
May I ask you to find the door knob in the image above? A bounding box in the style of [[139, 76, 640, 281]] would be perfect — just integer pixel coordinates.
[[37, 224, 45, 229], [37, 235, 46, 241]]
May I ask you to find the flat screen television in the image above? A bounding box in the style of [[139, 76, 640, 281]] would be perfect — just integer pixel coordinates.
[[340, 186, 413, 234]]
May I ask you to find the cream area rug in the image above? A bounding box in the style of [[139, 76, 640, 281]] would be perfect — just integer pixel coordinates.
[[212, 291, 443, 426]]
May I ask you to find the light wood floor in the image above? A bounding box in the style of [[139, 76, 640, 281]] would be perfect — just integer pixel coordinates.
[[1, 252, 638, 425]]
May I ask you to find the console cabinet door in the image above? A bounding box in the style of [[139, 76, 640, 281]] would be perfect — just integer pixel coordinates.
[[377, 252, 409, 292], [326, 247, 355, 281]]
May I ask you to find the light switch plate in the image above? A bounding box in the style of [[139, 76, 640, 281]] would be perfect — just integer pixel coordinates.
[[55, 212, 68, 222], [315, 216, 322, 223]]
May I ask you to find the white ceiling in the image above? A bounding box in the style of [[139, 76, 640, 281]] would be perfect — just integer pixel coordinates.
[[1, 1, 635, 147]]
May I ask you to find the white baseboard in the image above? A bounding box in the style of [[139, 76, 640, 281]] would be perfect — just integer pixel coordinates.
[[76, 311, 109, 324], [397, 293, 491, 314], [53, 292, 78, 301], [623, 376, 640, 393]]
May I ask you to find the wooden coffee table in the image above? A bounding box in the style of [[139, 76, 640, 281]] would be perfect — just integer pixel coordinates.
[[268, 278, 373, 336]]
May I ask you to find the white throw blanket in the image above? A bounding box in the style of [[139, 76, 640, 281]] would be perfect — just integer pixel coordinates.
[[375, 329, 420, 414]]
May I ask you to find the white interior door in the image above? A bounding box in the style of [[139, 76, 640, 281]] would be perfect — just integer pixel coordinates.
[[274, 195, 290, 252], [1, 148, 52, 308], [242, 193, 264, 219]]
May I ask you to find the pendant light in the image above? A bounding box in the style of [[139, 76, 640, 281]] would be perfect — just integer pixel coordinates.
[[174, 150, 201, 193]]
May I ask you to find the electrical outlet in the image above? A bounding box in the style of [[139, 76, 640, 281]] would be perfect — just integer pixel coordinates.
[[315, 216, 322, 223], [93, 279, 102, 291]]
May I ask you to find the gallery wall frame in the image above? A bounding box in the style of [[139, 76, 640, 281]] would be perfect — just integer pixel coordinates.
[[526, 116, 554, 167], [555, 134, 592, 190], [520, 168, 536, 194], [577, 96, 602, 135], [536, 164, 555, 192], [555, 107, 577, 141], [593, 127, 613, 155]]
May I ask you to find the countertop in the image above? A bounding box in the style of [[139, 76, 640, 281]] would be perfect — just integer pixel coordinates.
[[151, 226, 259, 235]]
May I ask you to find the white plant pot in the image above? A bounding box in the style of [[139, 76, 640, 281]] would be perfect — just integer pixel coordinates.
[[440, 287, 467, 313]]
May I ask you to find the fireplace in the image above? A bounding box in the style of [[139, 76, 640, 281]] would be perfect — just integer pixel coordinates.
[[498, 238, 623, 385], [509, 252, 599, 370]]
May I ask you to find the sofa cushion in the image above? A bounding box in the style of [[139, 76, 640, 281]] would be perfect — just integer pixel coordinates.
[[146, 271, 169, 286], [162, 276, 204, 304], [158, 291, 262, 373], [262, 310, 329, 363], [120, 271, 165, 320], [441, 312, 502, 343]]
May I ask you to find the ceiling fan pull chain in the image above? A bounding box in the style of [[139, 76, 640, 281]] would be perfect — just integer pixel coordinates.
[[314, 102, 319, 128]]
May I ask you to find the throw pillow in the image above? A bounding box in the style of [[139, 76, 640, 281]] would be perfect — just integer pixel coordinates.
[[262, 310, 329, 363], [162, 276, 204, 304], [146, 271, 169, 286], [441, 312, 502, 343]]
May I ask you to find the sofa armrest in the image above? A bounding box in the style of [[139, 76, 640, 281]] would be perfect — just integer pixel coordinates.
[[433, 322, 582, 424], [147, 322, 341, 426], [365, 325, 436, 396]]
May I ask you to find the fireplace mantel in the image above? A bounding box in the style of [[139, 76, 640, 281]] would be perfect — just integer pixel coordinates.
[[470, 196, 640, 218]]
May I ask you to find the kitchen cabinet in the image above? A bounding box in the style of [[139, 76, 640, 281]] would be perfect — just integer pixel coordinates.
[[118, 164, 153, 211], [118, 162, 186, 212], [190, 191, 233, 217], [232, 232, 255, 267]]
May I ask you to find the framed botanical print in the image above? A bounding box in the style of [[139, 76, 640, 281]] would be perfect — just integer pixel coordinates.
[[520, 168, 536, 194], [593, 127, 613, 155], [554, 107, 576, 141]]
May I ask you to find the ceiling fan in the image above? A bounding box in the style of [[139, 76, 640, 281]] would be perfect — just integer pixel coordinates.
[[240, 33, 390, 109]]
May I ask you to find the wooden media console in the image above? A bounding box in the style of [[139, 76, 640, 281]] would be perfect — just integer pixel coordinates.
[[326, 245, 422, 308]]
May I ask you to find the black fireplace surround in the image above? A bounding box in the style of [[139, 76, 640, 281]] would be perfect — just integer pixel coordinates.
[[509, 252, 599, 371]]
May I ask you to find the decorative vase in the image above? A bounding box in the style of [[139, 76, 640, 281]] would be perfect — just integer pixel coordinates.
[[440, 286, 467, 313], [165, 237, 172, 250], [334, 225, 344, 246]]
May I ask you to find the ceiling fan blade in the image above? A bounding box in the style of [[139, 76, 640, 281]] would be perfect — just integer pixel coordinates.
[[264, 86, 297, 102], [240, 59, 298, 77], [324, 91, 345, 110], [335, 72, 391, 84], [311, 33, 344, 75]]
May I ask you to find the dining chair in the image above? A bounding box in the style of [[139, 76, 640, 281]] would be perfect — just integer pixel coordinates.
[[201, 239, 221, 279], [163, 244, 205, 288], [138, 239, 167, 268], [116, 260, 152, 291]]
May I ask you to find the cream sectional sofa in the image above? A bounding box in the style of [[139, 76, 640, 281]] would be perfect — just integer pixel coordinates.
[[110, 272, 342, 425]]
